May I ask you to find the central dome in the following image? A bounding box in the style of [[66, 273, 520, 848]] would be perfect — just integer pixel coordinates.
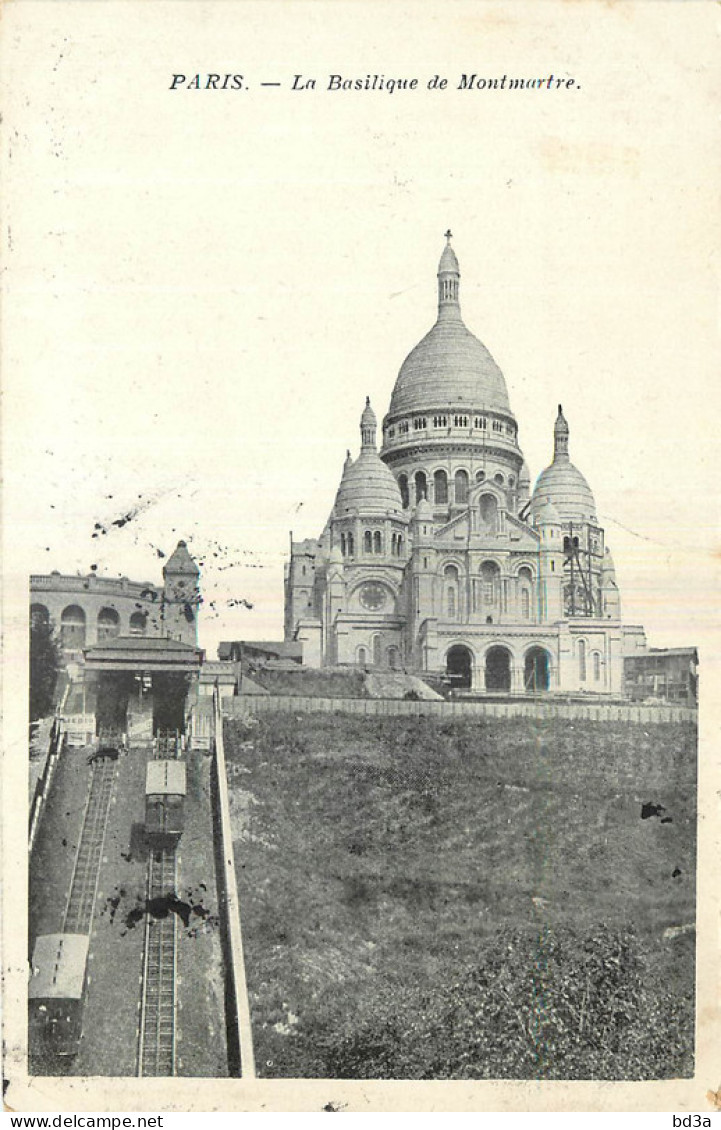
[[386, 236, 512, 420]]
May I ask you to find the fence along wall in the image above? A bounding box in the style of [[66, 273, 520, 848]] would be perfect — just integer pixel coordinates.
[[226, 694, 695, 725]]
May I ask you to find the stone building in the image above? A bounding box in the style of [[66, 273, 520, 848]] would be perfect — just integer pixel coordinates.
[[284, 235, 647, 694], [30, 540, 200, 662]]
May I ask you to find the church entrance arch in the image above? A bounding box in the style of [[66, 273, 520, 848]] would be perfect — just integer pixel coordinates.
[[485, 645, 512, 692], [524, 646, 551, 692], [446, 645, 473, 690]]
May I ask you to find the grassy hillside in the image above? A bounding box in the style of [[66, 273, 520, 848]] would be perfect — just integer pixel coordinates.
[[225, 712, 696, 1079]]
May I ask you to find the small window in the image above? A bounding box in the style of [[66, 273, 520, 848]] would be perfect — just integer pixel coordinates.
[[357, 647, 367, 666], [476, 470, 486, 483], [593, 652, 601, 681], [492, 420, 503, 433], [373, 530, 382, 554], [474, 416, 487, 430], [494, 472, 504, 486], [347, 533, 354, 556], [364, 530, 372, 554], [579, 640, 587, 682]]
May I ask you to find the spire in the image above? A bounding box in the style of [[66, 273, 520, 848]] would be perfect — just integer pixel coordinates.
[[162, 539, 200, 577], [360, 396, 377, 450], [437, 229, 461, 322], [553, 404, 570, 462]]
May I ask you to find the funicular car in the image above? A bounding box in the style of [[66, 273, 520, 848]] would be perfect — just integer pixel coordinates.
[[145, 759, 187, 838], [29, 933, 89, 1058]]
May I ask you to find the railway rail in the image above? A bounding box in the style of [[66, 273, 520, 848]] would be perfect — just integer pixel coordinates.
[[63, 756, 117, 934], [137, 846, 178, 1077]]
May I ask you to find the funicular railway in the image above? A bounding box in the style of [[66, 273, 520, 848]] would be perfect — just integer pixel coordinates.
[[30, 636, 203, 1073], [29, 725, 120, 1059], [137, 729, 186, 1077]]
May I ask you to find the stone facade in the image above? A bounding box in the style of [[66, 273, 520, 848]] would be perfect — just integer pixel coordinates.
[[284, 236, 648, 695], [31, 540, 200, 659]]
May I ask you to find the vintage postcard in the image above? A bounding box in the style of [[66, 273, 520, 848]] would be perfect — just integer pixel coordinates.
[[2, 0, 720, 1115]]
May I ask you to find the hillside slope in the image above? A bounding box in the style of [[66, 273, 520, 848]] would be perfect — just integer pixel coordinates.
[[225, 713, 696, 1079]]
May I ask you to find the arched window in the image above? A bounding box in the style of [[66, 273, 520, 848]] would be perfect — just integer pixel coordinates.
[[373, 530, 382, 554], [454, 469, 469, 505], [372, 635, 382, 666], [481, 561, 499, 606], [593, 651, 601, 681], [398, 474, 410, 509], [415, 471, 427, 503], [433, 469, 448, 505], [476, 470, 486, 483], [387, 646, 399, 670], [61, 605, 86, 650], [518, 566, 532, 620], [578, 639, 587, 682], [347, 532, 354, 556], [397, 536, 403, 556], [129, 611, 147, 637], [479, 493, 498, 533], [340, 533, 347, 555], [494, 472, 505, 486], [444, 565, 459, 620], [357, 646, 367, 666], [364, 530, 373, 554], [97, 607, 120, 641]]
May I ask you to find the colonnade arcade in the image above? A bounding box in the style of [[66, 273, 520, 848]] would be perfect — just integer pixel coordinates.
[[444, 642, 556, 693]]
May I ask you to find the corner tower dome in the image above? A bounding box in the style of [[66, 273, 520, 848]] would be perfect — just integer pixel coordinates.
[[384, 233, 513, 421], [530, 406, 597, 524], [335, 398, 404, 517]]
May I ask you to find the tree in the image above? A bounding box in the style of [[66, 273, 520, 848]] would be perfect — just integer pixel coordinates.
[[30, 614, 61, 721]]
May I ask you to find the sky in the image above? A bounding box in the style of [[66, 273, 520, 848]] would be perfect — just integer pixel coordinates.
[[3, 1, 720, 661]]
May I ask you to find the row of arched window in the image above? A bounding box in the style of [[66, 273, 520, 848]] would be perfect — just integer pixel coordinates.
[[340, 531, 405, 557], [385, 416, 516, 441], [357, 638, 401, 668], [441, 563, 535, 621], [31, 603, 149, 649], [398, 468, 516, 509]]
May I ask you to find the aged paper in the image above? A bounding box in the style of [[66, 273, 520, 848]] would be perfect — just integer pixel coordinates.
[[2, 0, 720, 1113]]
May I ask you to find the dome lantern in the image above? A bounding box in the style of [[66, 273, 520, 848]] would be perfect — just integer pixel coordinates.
[[360, 397, 377, 450], [554, 404, 570, 461], [437, 229, 461, 322]]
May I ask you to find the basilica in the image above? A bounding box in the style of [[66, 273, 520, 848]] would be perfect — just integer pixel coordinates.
[[284, 236, 647, 694]]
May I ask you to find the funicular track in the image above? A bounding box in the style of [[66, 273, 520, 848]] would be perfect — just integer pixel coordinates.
[[63, 755, 117, 934], [137, 845, 178, 1076]]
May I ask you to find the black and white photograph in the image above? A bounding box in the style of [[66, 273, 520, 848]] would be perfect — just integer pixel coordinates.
[[3, 0, 719, 1115]]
